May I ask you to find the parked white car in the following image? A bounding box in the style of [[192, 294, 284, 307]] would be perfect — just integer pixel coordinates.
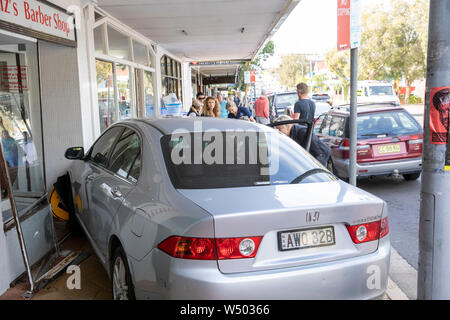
[[357, 81, 400, 106]]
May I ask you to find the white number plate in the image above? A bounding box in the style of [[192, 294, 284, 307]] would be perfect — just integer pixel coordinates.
[[278, 226, 335, 251]]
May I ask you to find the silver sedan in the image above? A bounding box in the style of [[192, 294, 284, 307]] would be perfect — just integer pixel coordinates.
[[64, 117, 390, 300]]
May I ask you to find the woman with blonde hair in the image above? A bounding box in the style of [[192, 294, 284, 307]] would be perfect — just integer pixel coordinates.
[[201, 96, 221, 118]]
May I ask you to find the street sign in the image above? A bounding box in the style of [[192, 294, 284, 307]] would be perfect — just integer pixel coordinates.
[[337, 0, 361, 51], [350, 0, 362, 49], [244, 71, 256, 84]]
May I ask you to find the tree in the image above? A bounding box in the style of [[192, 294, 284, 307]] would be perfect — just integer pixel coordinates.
[[358, 5, 392, 80], [326, 0, 428, 102], [238, 40, 275, 91], [326, 47, 350, 100], [387, 0, 428, 102], [277, 54, 310, 90]]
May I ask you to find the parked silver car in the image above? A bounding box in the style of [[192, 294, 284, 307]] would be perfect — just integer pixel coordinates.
[[64, 118, 390, 300]]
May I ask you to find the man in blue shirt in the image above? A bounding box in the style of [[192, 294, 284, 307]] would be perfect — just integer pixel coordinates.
[[226, 101, 255, 122]]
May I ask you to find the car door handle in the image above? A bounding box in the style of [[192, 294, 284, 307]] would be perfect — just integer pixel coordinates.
[[86, 174, 95, 182], [110, 188, 123, 199]]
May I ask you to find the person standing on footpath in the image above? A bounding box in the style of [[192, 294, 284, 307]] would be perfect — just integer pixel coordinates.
[[254, 89, 270, 125], [234, 92, 242, 108], [275, 115, 330, 166], [293, 82, 316, 122], [217, 93, 228, 118]]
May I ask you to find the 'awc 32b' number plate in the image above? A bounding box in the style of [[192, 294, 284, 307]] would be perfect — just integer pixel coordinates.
[[278, 226, 335, 251]]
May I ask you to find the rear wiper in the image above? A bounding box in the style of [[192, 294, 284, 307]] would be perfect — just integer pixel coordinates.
[[290, 168, 334, 184]]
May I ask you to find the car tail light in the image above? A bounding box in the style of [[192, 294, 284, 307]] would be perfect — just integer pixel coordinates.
[[341, 139, 350, 159], [346, 217, 389, 244], [408, 134, 423, 152], [158, 236, 263, 260], [157, 236, 216, 260], [216, 237, 262, 259], [341, 139, 372, 160]]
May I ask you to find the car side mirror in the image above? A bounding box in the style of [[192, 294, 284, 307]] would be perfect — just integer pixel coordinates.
[[65, 147, 85, 160]]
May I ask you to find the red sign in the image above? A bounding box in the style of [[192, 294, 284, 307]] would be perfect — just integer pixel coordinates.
[[430, 87, 450, 144], [337, 0, 351, 51], [0, 66, 28, 92], [250, 71, 256, 83]]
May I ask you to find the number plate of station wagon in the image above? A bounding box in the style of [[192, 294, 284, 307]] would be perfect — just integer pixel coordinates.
[[278, 226, 336, 251], [378, 143, 401, 154]]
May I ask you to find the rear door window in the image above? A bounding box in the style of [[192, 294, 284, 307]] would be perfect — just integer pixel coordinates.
[[329, 116, 345, 137], [317, 114, 332, 135]]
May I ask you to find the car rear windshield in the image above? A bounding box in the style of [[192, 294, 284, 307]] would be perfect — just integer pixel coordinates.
[[276, 93, 298, 108], [161, 131, 335, 189], [357, 110, 421, 139], [368, 86, 394, 96]]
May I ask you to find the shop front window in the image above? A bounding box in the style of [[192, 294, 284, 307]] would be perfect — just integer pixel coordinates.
[[116, 64, 131, 120], [133, 40, 149, 66], [93, 20, 155, 131], [107, 26, 130, 60], [96, 60, 115, 132], [160, 55, 183, 103], [144, 71, 155, 117], [94, 25, 106, 55], [0, 41, 45, 224]]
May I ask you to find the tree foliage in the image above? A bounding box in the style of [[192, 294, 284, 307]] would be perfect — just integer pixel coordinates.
[[277, 54, 311, 90], [238, 40, 275, 90], [326, 0, 429, 101], [326, 47, 350, 99]]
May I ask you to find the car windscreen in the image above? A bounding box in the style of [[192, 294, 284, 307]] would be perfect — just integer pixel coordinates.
[[275, 93, 297, 108], [161, 130, 335, 189], [357, 110, 421, 139], [368, 86, 394, 96]]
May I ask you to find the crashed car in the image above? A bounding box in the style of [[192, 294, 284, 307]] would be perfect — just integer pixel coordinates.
[[64, 117, 390, 300]]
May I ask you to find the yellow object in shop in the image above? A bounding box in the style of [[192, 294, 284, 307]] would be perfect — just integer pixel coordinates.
[[50, 188, 70, 221]]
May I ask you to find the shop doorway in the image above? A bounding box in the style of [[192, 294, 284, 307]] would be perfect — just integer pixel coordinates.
[[0, 31, 57, 295]]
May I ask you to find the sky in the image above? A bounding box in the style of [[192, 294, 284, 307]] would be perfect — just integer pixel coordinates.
[[262, 0, 389, 68]]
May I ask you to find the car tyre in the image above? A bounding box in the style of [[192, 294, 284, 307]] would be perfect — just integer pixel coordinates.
[[403, 172, 421, 181], [111, 246, 136, 300]]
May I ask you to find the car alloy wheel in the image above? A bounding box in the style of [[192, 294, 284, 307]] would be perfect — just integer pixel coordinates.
[[111, 247, 135, 300]]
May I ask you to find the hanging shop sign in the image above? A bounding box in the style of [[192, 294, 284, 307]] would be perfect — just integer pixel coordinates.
[[0, 0, 76, 46], [190, 60, 250, 67]]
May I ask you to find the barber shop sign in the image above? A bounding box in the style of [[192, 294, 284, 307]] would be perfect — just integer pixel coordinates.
[[0, 0, 75, 42]]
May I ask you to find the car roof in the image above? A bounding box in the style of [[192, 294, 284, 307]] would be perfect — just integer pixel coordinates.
[[129, 117, 272, 135], [329, 104, 406, 116], [268, 91, 296, 96]]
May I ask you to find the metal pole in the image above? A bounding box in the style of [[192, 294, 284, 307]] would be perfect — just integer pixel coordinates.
[[418, 0, 450, 300], [349, 47, 358, 186]]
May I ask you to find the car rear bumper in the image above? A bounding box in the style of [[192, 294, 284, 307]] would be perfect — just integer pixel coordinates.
[[334, 157, 422, 178], [134, 237, 390, 300]]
